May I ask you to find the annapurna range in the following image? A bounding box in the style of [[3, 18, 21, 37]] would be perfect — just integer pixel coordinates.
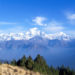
[[0, 28, 75, 69], [0, 28, 72, 41]]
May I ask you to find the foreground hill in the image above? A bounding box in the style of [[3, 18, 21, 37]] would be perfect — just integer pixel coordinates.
[[0, 64, 41, 75], [0, 55, 75, 75]]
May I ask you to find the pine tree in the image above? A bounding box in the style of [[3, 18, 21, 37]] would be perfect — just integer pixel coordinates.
[[20, 55, 26, 66], [33, 54, 48, 75], [0, 61, 2, 65], [26, 56, 34, 70], [11, 59, 17, 66]]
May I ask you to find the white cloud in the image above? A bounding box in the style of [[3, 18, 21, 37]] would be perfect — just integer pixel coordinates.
[[8, 26, 25, 33], [47, 26, 64, 31], [44, 20, 64, 33], [0, 26, 25, 33], [67, 13, 75, 20], [66, 12, 75, 24], [0, 22, 16, 25], [32, 16, 47, 26], [65, 30, 75, 37], [25, 27, 41, 39], [26, 27, 40, 36]]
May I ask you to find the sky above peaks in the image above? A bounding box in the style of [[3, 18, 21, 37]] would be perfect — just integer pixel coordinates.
[[0, 0, 75, 36]]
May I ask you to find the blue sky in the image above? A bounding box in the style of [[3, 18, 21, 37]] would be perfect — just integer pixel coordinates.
[[0, 0, 75, 35]]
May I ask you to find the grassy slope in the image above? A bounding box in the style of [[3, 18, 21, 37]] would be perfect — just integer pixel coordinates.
[[0, 64, 42, 75]]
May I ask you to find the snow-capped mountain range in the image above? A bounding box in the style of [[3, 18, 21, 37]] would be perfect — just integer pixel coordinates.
[[0, 28, 75, 69], [0, 28, 72, 41], [0, 32, 70, 41]]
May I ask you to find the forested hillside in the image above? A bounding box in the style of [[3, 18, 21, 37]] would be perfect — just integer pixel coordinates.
[[3, 54, 74, 75]]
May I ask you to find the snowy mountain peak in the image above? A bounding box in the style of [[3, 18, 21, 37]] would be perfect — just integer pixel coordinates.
[[0, 30, 71, 41]]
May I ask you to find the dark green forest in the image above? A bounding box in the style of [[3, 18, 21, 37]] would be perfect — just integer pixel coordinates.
[[8, 54, 75, 75]]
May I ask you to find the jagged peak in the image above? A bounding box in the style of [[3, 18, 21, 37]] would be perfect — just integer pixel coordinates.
[[0, 31, 71, 41]]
